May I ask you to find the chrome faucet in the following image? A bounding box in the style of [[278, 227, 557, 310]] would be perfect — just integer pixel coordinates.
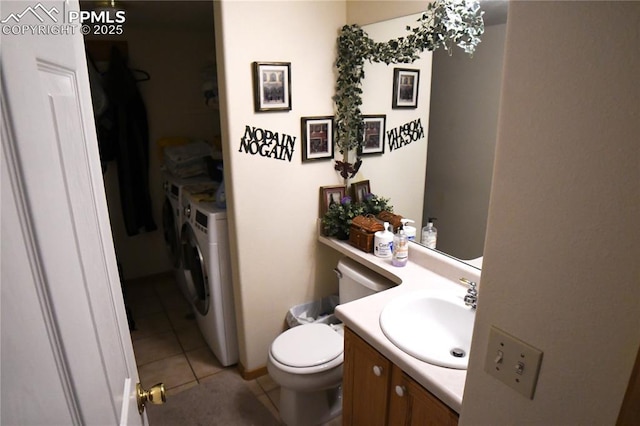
[[460, 278, 478, 309]]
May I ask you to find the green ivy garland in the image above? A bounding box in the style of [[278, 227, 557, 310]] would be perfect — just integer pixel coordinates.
[[333, 0, 485, 155]]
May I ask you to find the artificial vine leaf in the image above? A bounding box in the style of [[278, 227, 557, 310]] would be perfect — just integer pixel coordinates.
[[333, 0, 484, 154]]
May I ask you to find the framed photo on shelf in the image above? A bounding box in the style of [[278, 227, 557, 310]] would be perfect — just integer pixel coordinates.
[[320, 185, 346, 216], [351, 180, 371, 203], [252, 62, 292, 112], [360, 115, 386, 155], [392, 68, 420, 109], [301, 116, 334, 162]]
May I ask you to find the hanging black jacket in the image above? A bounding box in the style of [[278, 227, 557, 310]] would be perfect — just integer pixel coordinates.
[[100, 46, 157, 236]]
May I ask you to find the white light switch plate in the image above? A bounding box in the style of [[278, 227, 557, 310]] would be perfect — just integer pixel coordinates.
[[484, 325, 543, 399]]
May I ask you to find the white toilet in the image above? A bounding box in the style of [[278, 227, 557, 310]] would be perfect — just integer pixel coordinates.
[[267, 257, 395, 426]]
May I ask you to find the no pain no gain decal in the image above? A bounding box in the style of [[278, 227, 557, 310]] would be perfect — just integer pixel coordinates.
[[239, 125, 296, 162]]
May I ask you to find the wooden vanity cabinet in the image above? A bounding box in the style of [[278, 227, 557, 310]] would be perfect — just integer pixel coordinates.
[[388, 366, 459, 426], [343, 327, 459, 426], [343, 326, 392, 425]]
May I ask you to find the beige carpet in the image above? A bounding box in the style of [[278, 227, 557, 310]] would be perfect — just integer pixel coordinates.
[[146, 370, 280, 426]]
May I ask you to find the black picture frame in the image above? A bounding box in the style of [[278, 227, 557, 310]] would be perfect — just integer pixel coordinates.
[[392, 68, 420, 109], [252, 62, 292, 112], [360, 114, 386, 155], [301, 116, 334, 162]]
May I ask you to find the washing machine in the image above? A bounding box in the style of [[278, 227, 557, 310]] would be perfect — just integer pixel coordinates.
[[161, 171, 216, 301], [180, 190, 239, 366]]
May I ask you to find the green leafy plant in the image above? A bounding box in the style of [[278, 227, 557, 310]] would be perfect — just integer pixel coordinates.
[[361, 193, 393, 216], [321, 196, 365, 238], [322, 193, 394, 238], [333, 0, 484, 155]]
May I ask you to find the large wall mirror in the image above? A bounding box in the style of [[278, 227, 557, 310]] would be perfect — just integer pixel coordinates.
[[421, 4, 507, 267], [359, 1, 508, 270]]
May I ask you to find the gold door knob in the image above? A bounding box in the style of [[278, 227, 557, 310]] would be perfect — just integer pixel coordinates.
[[136, 382, 166, 414]]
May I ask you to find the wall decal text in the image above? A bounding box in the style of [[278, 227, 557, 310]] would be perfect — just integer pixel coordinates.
[[239, 125, 296, 162], [387, 118, 424, 152]]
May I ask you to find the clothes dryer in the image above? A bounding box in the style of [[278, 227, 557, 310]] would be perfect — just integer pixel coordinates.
[[180, 191, 238, 366], [161, 171, 215, 301]]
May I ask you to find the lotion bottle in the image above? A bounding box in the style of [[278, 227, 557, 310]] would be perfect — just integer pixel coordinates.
[[392, 224, 408, 267], [374, 222, 393, 258], [421, 218, 437, 249]]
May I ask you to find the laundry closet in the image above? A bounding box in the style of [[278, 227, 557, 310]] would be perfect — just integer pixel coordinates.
[[84, 1, 221, 281], [81, 1, 247, 392]]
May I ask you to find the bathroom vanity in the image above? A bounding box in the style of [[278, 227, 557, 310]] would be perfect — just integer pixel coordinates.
[[343, 327, 458, 425], [319, 233, 481, 423]]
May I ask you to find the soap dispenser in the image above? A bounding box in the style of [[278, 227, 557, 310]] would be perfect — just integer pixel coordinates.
[[401, 218, 416, 241], [421, 218, 437, 249], [392, 223, 408, 267]]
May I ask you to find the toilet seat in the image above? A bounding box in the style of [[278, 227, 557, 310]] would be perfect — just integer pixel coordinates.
[[271, 323, 343, 371]]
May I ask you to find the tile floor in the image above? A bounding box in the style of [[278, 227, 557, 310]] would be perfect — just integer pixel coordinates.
[[123, 272, 341, 425]]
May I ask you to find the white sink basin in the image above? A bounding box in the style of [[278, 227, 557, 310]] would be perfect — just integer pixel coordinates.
[[379, 290, 475, 369]]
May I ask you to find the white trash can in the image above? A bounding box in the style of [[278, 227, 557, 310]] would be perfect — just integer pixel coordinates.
[[285, 295, 340, 328]]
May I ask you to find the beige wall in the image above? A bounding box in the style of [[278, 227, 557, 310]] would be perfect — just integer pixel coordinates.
[[214, 0, 345, 372], [461, 2, 640, 424], [346, 0, 426, 26]]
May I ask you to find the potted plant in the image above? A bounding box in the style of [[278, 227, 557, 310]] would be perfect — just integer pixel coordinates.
[[321, 196, 365, 239]]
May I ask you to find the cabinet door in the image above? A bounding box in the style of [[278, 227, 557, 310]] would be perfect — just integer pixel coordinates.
[[343, 328, 392, 426], [388, 367, 459, 426]]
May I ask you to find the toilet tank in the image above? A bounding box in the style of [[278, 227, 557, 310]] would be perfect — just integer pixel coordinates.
[[336, 257, 395, 304]]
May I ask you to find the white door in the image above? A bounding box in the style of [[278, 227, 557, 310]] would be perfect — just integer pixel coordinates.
[[1, 1, 147, 424]]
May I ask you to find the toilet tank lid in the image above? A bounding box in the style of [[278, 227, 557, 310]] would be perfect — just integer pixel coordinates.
[[337, 257, 395, 291], [271, 324, 343, 368]]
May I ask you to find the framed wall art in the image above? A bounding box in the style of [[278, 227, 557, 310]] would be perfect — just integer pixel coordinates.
[[301, 116, 334, 162], [360, 115, 386, 155], [252, 62, 292, 112], [351, 180, 371, 203], [320, 185, 346, 216], [392, 68, 420, 109]]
